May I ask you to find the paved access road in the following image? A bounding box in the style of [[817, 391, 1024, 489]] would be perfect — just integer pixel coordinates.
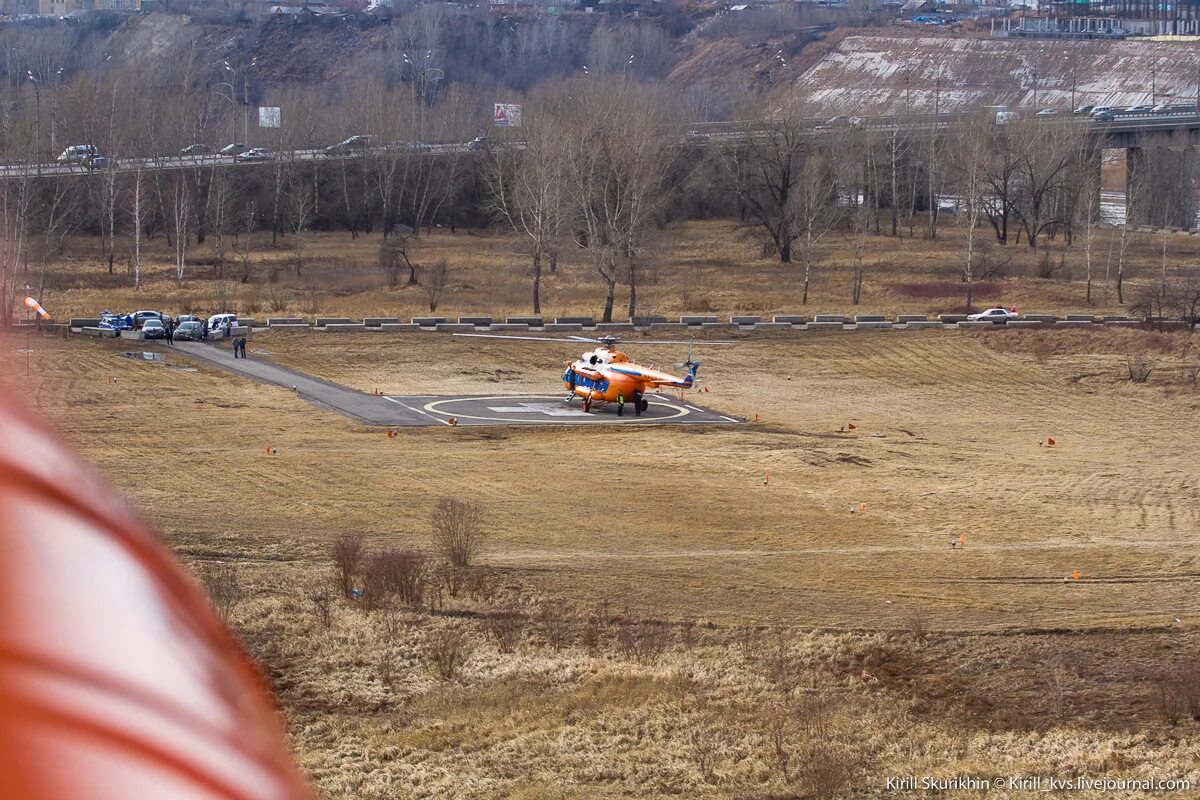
[[170, 341, 739, 427]]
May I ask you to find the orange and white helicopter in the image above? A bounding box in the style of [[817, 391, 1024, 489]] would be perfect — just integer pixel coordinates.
[[455, 333, 733, 414]]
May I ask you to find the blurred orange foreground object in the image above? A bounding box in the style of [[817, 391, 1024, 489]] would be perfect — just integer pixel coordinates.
[[0, 390, 312, 800]]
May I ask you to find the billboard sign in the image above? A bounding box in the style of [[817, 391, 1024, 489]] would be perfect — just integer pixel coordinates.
[[259, 107, 282, 129], [493, 103, 522, 128]]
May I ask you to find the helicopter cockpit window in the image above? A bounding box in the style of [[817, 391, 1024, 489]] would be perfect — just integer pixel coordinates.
[[589, 354, 600, 365]]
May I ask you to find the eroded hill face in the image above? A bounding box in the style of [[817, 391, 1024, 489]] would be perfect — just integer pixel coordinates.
[[794, 33, 1200, 113]]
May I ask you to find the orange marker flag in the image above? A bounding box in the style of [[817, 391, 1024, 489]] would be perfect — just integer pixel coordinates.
[[1047, 437, 1056, 446], [848, 423, 857, 430], [859, 502, 866, 513], [1072, 570, 1081, 581], [959, 534, 967, 547]]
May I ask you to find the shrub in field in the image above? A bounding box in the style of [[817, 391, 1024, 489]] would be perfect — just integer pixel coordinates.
[[793, 739, 858, 800], [331, 533, 365, 599], [537, 600, 572, 651], [311, 593, 333, 629], [424, 627, 473, 681], [1126, 350, 1153, 383], [1156, 665, 1200, 723], [364, 548, 427, 609], [431, 497, 488, 569], [198, 561, 244, 624], [482, 605, 525, 653]]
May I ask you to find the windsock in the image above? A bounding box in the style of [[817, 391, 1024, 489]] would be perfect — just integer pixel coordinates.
[[24, 296, 50, 320]]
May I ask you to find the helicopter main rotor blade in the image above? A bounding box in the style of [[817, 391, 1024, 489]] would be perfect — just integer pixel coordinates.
[[453, 333, 602, 344], [621, 340, 737, 346]]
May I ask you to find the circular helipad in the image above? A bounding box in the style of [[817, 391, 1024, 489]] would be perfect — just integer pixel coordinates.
[[416, 394, 738, 426]]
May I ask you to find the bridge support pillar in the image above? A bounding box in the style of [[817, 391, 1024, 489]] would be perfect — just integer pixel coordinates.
[[1126, 146, 1197, 230]]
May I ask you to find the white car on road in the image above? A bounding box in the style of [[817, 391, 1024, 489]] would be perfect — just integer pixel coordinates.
[[967, 307, 1020, 323]]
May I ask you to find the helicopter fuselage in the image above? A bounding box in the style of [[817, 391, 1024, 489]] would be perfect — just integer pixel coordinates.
[[561, 346, 695, 408]]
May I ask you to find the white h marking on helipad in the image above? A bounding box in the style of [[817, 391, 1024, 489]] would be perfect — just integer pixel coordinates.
[[487, 402, 589, 417]]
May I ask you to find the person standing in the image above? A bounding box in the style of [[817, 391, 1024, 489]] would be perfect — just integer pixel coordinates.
[[240, 336, 248, 359], [165, 321, 174, 346], [632, 389, 642, 417], [616, 391, 625, 417]]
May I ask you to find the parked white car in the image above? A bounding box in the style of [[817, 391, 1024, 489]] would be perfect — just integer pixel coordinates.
[[967, 307, 1020, 323], [207, 313, 239, 332]]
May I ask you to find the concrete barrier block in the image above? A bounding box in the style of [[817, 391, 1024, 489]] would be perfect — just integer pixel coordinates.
[[631, 315, 668, 327], [435, 323, 476, 333], [814, 314, 848, 324], [1157, 320, 1187, 328], [315, 317, 353, 327], [596, 322, 636, 332], [730, 315, 762, 325], [555, 316, 594, 326], [489, 323, 531, 332], [903, 320, 946, 329], [544, 323, 584, 332], [267, 317, 304, 326], [1105, 320, 1142, 327], [379, 323, 422, 332], [324, 323, 366, 332], [1102, 315, 1132, 322], [267, 323, 310, 329], [937, 314, 969, 324], [773, 315, 807, 325], [457, 317, 493, 327], [806, 321, 846, 331], [700, 323, 740, 333], [70, 318, 101, 328], [1065, 314, 1098, 322], [118, 330, 146, 340], [81, 326, 118, 338], [363, 317, 400, 327], [1022, 314, 1059, 323], [412, 316, 446, 327], [855, 321, 894, 329], [955, 320, 996, 328], [1055, 320, 1095, 327], [681, 315, 719, 325], [753, 322, 796, 330], [1008, 320, 1052, 328], [854, 315, 888, 323], [507, 316, 543, 326], [897, 314, 929, 323]]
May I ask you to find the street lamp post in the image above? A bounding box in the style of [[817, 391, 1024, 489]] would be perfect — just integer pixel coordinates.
[[224, 62, 249, 146], [26, 71, 40, 177]]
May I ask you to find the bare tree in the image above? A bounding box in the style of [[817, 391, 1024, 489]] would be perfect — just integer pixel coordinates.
[[198, 562, 244, 624], [168, 172, 192, 284], [431, 497, 487, 569], [1074, 146, 1103, 305], [425, 259, 449, 312], [485, 101, 565, 314], [948, 115, 993, 309]]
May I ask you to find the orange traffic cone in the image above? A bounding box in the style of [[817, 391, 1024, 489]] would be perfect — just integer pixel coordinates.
[[1047, 437, 1056, 446], [1071, 570, 1081, 581]]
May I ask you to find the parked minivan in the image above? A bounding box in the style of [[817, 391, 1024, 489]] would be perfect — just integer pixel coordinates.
[[57, 145, 102, 165]]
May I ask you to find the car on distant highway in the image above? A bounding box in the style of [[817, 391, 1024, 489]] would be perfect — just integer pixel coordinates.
[[324, 135, 372, 156], [685, 130, 711, 143], [967, 306, 1020, 323], [467, 136, 489, 151], [57, 144, 101, 164], [1035, 108, 1058, 117], [141, 318, 166, 339], [219, 143, 247, 156], [1092, 111, 1115, 122], [1073, 104, 1094, 115], [180, 144, 212, 156], [236, 148, 273, 162], [1090, 106, 1115, 117], [173, 320, 204, 340], [1124, 105, 1153, 113]]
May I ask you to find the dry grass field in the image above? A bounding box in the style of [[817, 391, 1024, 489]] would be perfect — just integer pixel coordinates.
[[2, 324, 1199, 799], [35, 218, 1200, 323]]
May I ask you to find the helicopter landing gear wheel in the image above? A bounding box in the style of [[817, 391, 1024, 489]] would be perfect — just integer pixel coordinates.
[[640, 399, 649, 413]]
